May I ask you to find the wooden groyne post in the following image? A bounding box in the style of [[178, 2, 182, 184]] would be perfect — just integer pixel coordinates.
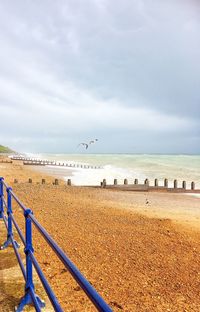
[[191, 181, 195, 190], [54, 179, 59, 186], [102, 179, 106, 188], [164, 178, 168, 188], [182, 181, 186, 189]]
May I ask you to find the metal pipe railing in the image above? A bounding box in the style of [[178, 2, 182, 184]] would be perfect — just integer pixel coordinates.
[[2, 212, 8, 230], [10, 214, 25, 246], [30, 214, 112, 311], [0, 177, 112, 312], [30, 252, 63, 312], [10, 233, 26, 280], [10, 189, 27, 212]]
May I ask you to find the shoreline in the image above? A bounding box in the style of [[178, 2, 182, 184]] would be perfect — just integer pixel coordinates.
[[29, 163, 74, 181], [6, 153, 200, 188]]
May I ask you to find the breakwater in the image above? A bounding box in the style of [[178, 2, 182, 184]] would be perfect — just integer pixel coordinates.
[[11, 156, 101, 169], [100, 178, 200, 193], [0, 159, 12, 163], [10, 176, 200, 193]]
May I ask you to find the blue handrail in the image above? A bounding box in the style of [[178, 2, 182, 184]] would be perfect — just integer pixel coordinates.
[[0, 177, 112, 312]]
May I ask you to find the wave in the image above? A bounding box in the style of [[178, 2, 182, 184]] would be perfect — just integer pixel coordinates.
[[22, 153, 200, 188]]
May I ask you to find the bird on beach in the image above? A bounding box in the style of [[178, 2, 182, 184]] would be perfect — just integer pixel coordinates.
[[77, 142, 89, 149]]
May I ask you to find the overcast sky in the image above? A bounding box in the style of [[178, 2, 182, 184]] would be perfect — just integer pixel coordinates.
[[0, 0, 199, 153]]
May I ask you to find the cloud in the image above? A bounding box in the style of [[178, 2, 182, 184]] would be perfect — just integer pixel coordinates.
[[0, 0, 199, 152]]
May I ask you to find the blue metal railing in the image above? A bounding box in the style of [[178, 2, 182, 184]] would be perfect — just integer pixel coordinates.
[[0, 177, 112, 312]]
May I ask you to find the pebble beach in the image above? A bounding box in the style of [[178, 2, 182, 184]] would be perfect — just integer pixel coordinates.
[[1, 159, 200, 311]]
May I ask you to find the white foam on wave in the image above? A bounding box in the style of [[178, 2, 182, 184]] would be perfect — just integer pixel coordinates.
[[64, 166, 200, 188], [64, 164, 147, 186]]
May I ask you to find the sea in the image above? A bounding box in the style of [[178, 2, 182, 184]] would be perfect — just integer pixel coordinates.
[[24, 153, 200, 189]]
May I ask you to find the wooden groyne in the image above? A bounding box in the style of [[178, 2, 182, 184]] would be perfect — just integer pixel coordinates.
[[11, 156, 102, 169], [100, 178, 200, 193], [13, 178, 72, 186], [9, 177, 200, 193], [0, 160, 12, 164]]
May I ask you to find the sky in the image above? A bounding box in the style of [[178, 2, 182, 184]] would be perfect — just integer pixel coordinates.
[[0, 0, 199, 154]]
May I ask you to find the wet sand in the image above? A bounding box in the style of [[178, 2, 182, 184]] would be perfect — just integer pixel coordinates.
[[1, 160, 200, 311]]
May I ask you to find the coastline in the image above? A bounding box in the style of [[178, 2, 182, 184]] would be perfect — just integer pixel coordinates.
[[1, 160, 200, 311]]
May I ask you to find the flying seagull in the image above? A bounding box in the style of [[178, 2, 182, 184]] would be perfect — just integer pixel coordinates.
[[77, 139, 98, 150], [89, 139, 98, 145], [77, 142, 89, 149]]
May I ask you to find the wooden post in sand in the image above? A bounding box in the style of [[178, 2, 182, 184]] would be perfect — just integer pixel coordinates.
[[14, 179, 18, 184], [134, 179, 138, 185], [67, 179, 71, 186], [191, 181, 195, 190], [174, 179, 177, 189], [54, 179, 59, 185], [124, 179, 128, 185], [114, 179, 117, 185], [42, 179, 45, 184], [154, 179, 158, 187], [102, 179, 106, 187], [144, 179, 149, 186], [28, 178, 32, 184], [164, 178, 168, 188], [182, 181, 186, 189]]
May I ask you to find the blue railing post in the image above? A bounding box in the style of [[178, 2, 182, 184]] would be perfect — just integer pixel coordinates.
[[25, 209, 34, 291], [7, 187, 13, 238], [1, 187, 20, 250], [0, 177, 4, 219], [16, 209, 45, 312]]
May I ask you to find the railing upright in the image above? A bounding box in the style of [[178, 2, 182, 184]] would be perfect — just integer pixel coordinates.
[[15, 209, 45, 312], [0, 177, 4, 218], [1, 186, 20, 250], [7, 187, 13, 242]]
